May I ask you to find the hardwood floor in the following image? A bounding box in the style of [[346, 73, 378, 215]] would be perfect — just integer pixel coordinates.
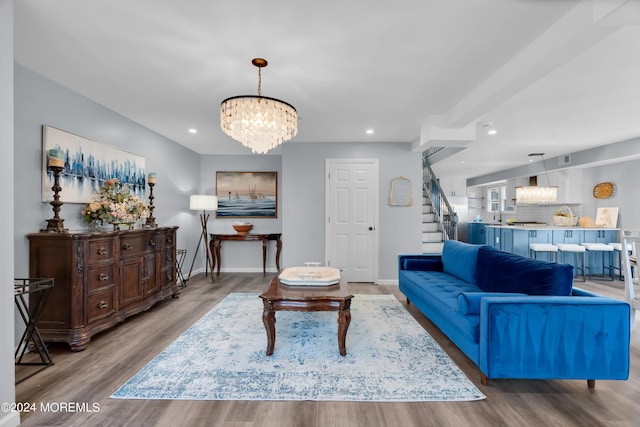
[[15, 273, 640, 426]]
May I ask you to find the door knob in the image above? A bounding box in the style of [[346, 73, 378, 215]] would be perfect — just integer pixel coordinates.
[[368, 226, 375, 231]]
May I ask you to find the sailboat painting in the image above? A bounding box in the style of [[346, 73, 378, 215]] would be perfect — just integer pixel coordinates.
[[215, 171, 277, 218]]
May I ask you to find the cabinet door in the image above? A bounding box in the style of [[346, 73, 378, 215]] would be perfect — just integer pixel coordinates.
[[583, 229, 615, 243], [502, 229, 514, 253], [144, 254, 159, 297], [510, 229, 529, 257], [486, 227, 497, 247], [556, 229, 582, 244], [119, 258, 144, 307]]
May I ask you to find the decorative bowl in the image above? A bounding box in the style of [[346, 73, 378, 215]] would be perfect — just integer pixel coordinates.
[[232, 223, 253, 235]]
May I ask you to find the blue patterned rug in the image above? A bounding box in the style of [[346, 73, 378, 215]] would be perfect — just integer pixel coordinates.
[[111, 293, 485, 401]]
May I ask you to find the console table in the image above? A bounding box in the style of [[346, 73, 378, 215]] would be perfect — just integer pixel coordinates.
[[209, 233, 282, 275]]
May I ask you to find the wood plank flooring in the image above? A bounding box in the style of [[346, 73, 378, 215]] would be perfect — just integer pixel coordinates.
[[15, 273, 640, 426]]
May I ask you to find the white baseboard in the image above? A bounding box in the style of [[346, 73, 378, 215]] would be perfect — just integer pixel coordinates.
[[218, 268, 279, 274], [375, 279, 398, 286]]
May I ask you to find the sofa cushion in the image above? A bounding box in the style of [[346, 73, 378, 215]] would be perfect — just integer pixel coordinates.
[[457, 292, 528, 315], [402, 257, 443, 271], [476, 246, 573, 296], [399, 270, 481, 343], [441, 240, 481, 284]]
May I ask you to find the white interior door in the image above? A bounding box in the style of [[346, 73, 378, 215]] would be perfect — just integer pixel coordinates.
[[325, 159, 378, 282]]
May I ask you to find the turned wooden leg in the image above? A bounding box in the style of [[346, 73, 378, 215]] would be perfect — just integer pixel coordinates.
[[587, 379, 596, 389], [480, 373, 489, 386], [262, 305, 276, 356], [337, 306, 352, 356]]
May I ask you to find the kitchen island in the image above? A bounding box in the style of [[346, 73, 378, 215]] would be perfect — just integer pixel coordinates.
[[485, 225, 619, 275]]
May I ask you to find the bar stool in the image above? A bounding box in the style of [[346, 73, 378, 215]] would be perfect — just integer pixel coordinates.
[[607, 242, 624, 280], [556, 243, 586, 282], [580, 243, 615, 281], [529, 243, 558, 262]]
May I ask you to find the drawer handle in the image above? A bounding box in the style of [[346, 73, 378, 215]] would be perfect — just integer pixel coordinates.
[[98, 301, 108, 309], [98, 247, 108, 255], [99, 273, 109, 281], [167, 238, 173, 244], [149, 240, 156, 246], [123, 244, 133, 250]]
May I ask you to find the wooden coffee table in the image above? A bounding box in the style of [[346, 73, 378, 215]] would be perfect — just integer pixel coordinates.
[[259, 275, 354, 356]]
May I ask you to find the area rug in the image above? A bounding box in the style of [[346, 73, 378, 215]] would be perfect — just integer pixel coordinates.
[[111, 293, 485, 401]]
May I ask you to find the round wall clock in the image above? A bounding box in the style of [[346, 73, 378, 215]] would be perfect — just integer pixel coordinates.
[[593, 182, 615, 199]]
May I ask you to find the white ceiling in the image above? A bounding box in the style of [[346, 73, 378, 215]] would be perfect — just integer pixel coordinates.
[[13, 0, 640, 182]]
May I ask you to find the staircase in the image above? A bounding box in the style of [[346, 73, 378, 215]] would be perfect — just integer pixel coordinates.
[[422, 151, 458, 254], [422, 195, 445, 254]]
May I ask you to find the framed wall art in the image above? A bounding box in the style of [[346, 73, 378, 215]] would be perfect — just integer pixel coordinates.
[[42, 125, 146, 203], [216, 171, 277, 218]]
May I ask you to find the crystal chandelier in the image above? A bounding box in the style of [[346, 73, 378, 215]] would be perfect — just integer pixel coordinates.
[[515, 153, 558, 205], [220, 58, 297, 154]]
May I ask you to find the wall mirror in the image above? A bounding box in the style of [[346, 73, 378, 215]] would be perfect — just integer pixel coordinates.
[[388, 176, 412, 206]]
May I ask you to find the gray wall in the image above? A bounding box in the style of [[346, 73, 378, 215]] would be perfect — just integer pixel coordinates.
[[282, 142, 424, 283], [14, 65, 203, 280], [581, 158, 640, 230], [199, 154, 283, 273], [1, 1, 18, 425]]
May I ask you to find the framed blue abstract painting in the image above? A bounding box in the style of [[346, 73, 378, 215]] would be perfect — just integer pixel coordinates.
[[41, 125, 146, 203]]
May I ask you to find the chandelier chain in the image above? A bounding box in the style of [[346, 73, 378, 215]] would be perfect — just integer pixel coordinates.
[[257, 68, 262, 97]]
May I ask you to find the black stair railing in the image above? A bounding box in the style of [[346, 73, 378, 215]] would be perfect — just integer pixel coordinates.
[[422, 153, 458, 241]]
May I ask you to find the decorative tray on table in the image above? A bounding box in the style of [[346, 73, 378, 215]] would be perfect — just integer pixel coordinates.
[[279, 263, 340, 286]]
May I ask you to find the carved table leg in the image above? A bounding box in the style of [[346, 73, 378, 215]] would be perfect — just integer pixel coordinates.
[[275, 238, 282, 271], [262, 239, 268, 275], [214, 239, 221, 276], [337, 300, 352, 356], [262, 302, 276, 356]]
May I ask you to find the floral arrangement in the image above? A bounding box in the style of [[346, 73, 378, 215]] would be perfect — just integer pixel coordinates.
[[82, 178, 147, 227]]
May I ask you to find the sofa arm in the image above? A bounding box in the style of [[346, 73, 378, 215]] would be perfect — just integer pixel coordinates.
[[478, 296, 630, 381], [398, 254, 443, 272]]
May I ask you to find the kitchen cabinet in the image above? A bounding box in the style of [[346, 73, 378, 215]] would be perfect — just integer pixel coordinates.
[[468, 223, 489, 244], [486, 226, 618, 267], [485, 226, 499, 248], [28, 227, 178, 351]]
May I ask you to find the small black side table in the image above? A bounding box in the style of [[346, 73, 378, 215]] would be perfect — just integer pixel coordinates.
[[176, 249, 187, 287], [14, 278, 55, 384]]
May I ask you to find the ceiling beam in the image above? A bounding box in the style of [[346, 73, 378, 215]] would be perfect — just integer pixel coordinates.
[[443, 0, 622, 129]]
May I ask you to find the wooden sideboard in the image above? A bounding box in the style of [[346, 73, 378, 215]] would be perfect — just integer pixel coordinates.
[[27, 226, 178, 351]]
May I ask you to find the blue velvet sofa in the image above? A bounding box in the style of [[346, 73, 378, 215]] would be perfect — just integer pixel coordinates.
[[399, 240, 630, 388]]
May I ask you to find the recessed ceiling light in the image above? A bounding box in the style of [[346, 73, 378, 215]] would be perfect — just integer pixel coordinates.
[[487, 129, 497, 135], [366, 129, 374, 135], [188, 128, 197, 134]]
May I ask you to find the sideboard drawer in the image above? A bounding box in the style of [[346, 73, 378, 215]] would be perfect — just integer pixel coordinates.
[[87, 288, 116, 323], [120, 235, 157, 257], [86, 264, 115, 294], [87, 239, 115, 264]]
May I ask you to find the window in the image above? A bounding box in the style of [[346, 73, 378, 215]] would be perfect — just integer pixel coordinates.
[[487, 185, 507, 213], [488, 187, 500, 212]]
